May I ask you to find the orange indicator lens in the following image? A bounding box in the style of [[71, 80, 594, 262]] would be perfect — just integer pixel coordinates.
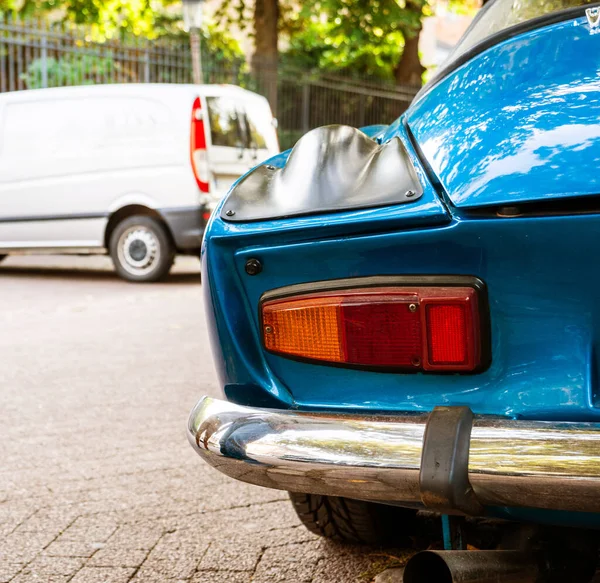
[[263, 297, 344, 362]]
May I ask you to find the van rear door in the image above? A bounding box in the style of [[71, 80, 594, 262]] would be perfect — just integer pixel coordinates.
[[203, 93, 279, 202], [204, 95, 251, 200]]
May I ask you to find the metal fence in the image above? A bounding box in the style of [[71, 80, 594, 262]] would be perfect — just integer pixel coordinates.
[[0, 16, 419, 149]]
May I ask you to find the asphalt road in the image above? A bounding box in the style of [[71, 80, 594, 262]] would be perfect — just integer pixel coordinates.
[[0, 255, 404, 583]]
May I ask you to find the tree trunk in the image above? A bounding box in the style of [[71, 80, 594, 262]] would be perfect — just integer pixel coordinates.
[[252, 0, 279, 115], [395, 26, 425, 87]]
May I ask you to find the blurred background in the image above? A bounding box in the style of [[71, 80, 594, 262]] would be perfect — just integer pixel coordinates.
[[0, 0, 479, 150]]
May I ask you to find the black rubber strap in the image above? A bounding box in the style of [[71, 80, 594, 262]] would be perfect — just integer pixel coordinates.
[[419, 406, 484, 516]]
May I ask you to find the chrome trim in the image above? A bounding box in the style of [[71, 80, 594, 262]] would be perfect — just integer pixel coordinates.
[[188, 397, 600, 514]]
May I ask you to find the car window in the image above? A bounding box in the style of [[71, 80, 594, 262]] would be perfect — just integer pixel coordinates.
[[418, 0, 599, 99], [450, 0, 598, 61], [206, 96, 244, 148]]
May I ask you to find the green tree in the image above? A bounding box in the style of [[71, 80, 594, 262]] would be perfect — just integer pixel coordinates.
[[10, 0, 182, 39], [3, 0, 244, 70], [217, 0, 479, 90], [283, 0, 431, 85], [214, 0, 279, 111]]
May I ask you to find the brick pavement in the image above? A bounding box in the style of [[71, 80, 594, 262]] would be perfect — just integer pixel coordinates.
[[0, 256, 403, 583]]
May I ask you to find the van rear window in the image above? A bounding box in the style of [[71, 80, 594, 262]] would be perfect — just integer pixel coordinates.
[[206, 96, 270, 150], [245, 102, 268, 150], [206, 97, 244, 148]]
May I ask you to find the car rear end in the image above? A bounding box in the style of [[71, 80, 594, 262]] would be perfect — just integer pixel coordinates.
[[189, 3, 600, 558], [190, 121, 600, 528]]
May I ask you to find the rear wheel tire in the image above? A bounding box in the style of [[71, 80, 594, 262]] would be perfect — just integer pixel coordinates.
[[289, 492, 417, 545], [109, 215, 174, 283]]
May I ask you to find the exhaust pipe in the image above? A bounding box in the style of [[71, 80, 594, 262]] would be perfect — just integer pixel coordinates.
[[403, 551, 539, 583]]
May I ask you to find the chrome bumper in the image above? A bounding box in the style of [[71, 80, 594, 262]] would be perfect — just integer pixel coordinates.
[[187, 397, 600, 515]]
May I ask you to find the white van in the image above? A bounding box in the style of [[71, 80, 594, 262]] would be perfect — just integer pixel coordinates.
[[0, 84, 279, 281]]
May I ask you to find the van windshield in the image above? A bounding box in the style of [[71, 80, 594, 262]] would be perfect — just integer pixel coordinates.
[[206, 96, 270, 150]]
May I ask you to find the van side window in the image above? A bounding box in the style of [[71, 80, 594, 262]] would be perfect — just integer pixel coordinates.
[[206, 97, 244, 148]]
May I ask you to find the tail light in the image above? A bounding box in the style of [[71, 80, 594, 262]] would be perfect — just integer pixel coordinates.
[[191, 97, 209, 193], [261, 286, 484, 372]]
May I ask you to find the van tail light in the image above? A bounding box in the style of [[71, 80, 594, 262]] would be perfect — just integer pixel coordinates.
[[191, 97, 210, 193], [261, 286, 483, 372]]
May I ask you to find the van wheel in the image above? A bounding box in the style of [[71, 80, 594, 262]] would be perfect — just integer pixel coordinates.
[[109, 216, 174, 283], [289, 492, 417, 545]]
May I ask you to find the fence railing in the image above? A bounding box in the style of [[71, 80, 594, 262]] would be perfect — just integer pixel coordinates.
[[0, 17, 419, 149]]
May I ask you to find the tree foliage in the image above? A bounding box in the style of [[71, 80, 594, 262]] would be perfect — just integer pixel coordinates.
[[214, 0, 439, 86], [1, 0, 481, 85], [3, 0, 240, 49], [283, 0, 429, 81], [3, 0, 174, 38], [0, 0, 244, 62]]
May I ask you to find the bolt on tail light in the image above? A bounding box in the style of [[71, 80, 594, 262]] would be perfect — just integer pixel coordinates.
[[261, 285, 485, 372]]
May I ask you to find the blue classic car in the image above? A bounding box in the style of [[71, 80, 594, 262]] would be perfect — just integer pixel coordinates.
[[189, 0, 600, 580]]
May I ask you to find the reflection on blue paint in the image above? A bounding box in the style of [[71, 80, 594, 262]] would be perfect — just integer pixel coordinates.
[[407, 17, 600, 208]]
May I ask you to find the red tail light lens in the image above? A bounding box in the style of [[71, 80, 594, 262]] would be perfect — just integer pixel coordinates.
[[261, 286, 482, 372], [426, 304, 467, 365], [191, 97, 209, 193], [342, 295, 422, 367]]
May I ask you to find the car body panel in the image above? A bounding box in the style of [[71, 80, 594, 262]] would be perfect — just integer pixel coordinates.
[[196, 8, 600, 529], [208, 212, 600, 421], [406, 16, 600, 209]]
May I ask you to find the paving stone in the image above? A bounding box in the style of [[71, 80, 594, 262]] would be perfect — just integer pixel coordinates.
[[87, 546, 149, 568], [252, 542, 325, 583], [105, 524, 164, 550], [190, 571, 253, 583], [311, 546, 379, 583], [44, 540, 100, 558], [258, 526, 319, 548], [20, 556, 85, 577], [132, 557, 199, 580], [0, 531, 57, 564], [199, 542, 264, 571], [0, 562, 25, 583], [0, 257, 399, 583], [69, 566, 135, 583], [147, 533, 207, 561], [10, 574, 69, 583], [59, 515, 118, 542]]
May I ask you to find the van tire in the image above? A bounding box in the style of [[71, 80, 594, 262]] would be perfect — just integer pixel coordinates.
[[109, 215, 174, 283], [288, 492, 416, 545]]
